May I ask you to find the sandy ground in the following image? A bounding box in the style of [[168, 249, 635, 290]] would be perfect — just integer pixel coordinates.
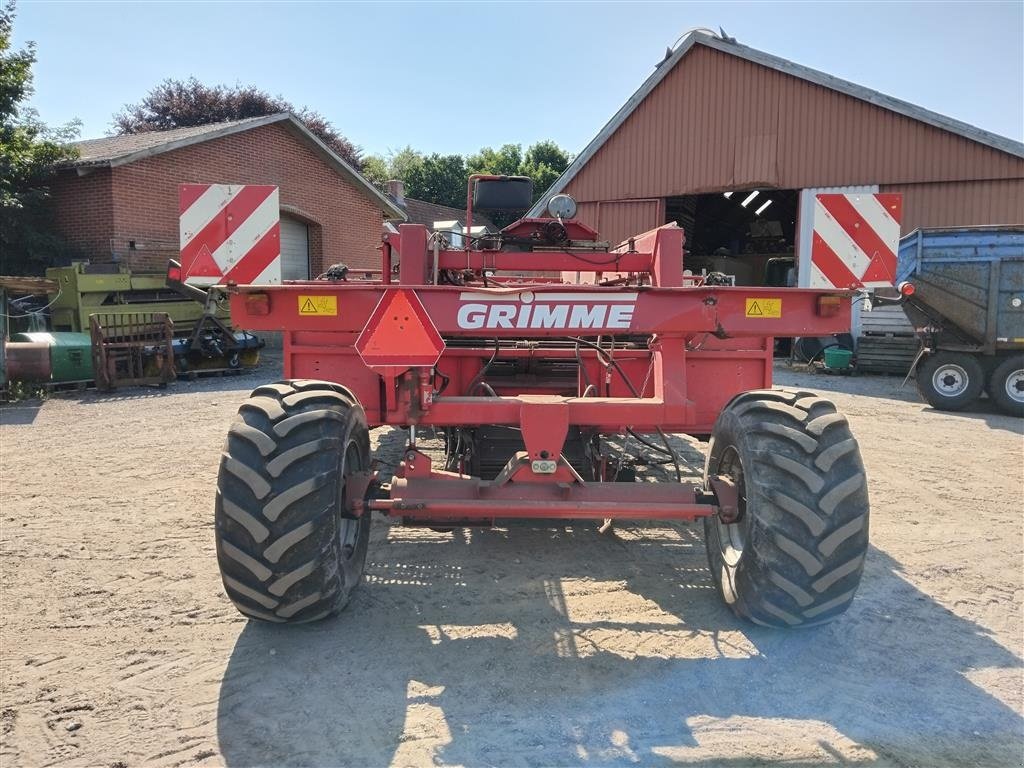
[[1, 361, 1022, 767]]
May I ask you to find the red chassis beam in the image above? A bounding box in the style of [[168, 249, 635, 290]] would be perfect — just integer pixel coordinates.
[[232, 283, 850, 338], [354, 448, 739, 524], [232, 286, 847, 432]]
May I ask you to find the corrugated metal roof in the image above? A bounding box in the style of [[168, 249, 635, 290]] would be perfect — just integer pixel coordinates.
[[530, 31, 1024, 215], [65, 113, 406, 220]]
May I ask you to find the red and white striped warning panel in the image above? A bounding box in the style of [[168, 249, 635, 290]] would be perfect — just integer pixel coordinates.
[[179, 184, 282, 287], [810, 193, 902, 289]]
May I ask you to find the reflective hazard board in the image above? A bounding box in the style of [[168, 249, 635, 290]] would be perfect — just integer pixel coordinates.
[[179, 184, 281, 287], [810, 193, 902, 289]]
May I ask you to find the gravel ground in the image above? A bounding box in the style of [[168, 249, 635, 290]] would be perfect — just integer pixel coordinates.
[[1, 360, 1021, 767]]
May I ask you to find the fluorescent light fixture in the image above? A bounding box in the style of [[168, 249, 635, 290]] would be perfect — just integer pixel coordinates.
[[723, 192, 733, 198], [740, 191, 759, 207], [755, 199, 773, 215]]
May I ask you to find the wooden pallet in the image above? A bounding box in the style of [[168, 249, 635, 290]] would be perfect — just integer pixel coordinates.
[[857, 335, 920, 374], [860, 303, 915, 337]]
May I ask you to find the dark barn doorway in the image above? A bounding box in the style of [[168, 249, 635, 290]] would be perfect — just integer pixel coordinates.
[[666, 189, 799, 288]]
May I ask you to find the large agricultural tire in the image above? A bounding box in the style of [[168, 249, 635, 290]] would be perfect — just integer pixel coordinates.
[[988, 355, 1024, 417], [916, 351, 984, 411], [703, 389, 870, 628], [215, 379, 372, 623]]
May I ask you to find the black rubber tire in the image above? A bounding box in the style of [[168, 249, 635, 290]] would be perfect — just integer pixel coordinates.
[[703, 388, 870, 628], [215, 379, 372, 623], [988, 355, 1024, 417], [916, 351, 984, 411]]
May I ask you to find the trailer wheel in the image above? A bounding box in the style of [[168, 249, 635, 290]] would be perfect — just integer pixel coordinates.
[[916, 351, 984, 411], [215, 379, 372, 623], [703, 389, 869, 627], [988, 355, 1024, 416]]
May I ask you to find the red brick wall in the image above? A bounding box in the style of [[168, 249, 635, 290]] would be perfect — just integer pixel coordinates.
[[49, 167, 115, 258], [50, 122, 386, 274]]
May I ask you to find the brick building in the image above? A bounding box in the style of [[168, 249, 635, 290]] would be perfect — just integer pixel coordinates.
[[50, 113, 404, 275]]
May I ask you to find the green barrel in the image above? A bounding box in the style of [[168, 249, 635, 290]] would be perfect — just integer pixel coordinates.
[[10, 332, 94, 382]]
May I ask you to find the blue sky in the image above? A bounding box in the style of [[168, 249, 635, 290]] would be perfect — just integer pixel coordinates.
[[14, 1, 1024, 159]]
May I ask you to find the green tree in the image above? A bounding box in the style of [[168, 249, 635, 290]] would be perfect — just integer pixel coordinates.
[[521, 140, 571, 204], [113, 77, 362, 168], [466, 140, 571, 205], [405, 153, 466, 209], [523, 140, 570, 173], [361, 146, 425, 193], [466, 143, 522, 177], [388, 146, 424, 183], [0, 0, 80, 276], [360, 154, 390, 189], [360, 140, 572, 216]]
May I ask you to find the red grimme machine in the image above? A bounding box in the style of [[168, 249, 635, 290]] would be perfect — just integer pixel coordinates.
[[204, 176, 872, 628]]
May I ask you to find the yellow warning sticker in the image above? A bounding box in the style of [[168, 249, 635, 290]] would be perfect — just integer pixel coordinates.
[[298, 295, 337, 316], [745, 298, 782, 318]]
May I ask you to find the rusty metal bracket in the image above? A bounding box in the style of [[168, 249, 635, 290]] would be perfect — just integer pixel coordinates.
[[344, 470, 378, 519], [707, 474, 740, 523]]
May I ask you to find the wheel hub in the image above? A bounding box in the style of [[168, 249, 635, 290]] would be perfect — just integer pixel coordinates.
[[1006, 369, 1024, 404], [713, 446, 749, 567], [933, 363, 969, 397]]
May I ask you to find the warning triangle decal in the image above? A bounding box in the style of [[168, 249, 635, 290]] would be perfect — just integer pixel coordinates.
[[300, 298, 317, 314], [186, 244, 222, 278], [355, 290, 445, 368], [747, 301, 763, 316]]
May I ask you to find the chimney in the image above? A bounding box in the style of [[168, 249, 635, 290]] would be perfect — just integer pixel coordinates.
[[387, 179, 405, 205]]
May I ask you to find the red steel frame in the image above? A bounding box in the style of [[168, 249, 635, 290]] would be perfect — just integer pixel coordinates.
[[227, 216, 852, 525]]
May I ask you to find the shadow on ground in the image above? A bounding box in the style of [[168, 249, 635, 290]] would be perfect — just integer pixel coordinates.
[[216, 525, 1023, 766], [0, 400, 43, 426], [774, 365, 1023, 435]]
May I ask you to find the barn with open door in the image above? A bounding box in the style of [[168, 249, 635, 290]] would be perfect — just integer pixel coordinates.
[[530, 30, 1024, 352]]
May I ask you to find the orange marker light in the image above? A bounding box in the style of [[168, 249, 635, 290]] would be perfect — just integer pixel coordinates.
[[817, 295, 843, 317], [245, 292, 271, 316]]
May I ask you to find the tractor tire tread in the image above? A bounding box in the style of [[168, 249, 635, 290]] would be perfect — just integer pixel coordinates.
[[705, 388, 869, 627], [215, 379, 371, 623]]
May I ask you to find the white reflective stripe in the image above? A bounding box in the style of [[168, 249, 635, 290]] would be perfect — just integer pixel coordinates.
[[250, 258, 282, 286], [808, 261, 831, 289], [210, 189, 279, 271], [853, 194, 900, 253], [179, 185, 237, 248], [813, 198, 870, 277], [184, 274, 219, 287]]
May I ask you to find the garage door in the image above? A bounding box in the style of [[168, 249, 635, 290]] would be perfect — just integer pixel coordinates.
[[280, 216, 310, 280]]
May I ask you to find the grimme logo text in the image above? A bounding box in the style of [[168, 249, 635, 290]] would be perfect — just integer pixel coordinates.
[[456, 292, 636, 330]]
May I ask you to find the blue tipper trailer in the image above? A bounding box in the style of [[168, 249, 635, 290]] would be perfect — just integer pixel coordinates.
[[896, 226, 1023, 415]]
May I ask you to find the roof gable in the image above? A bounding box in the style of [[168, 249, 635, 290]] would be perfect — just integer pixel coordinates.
[[531, 32, 1024, 214], [67, 113, 405, 220]]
